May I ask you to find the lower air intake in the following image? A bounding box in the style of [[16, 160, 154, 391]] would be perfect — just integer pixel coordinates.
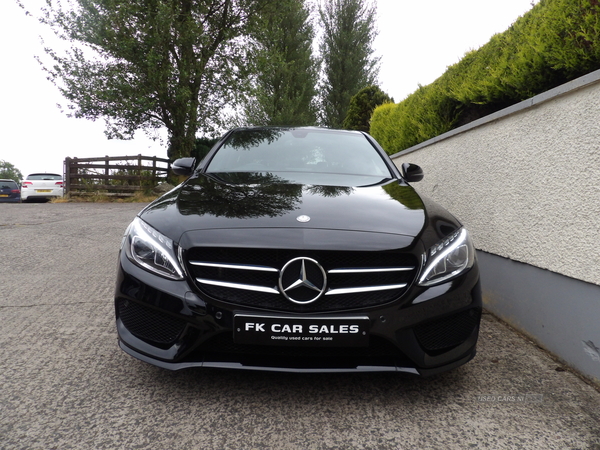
[[117, 298, 186, 345], [414, 308, 481, 353]]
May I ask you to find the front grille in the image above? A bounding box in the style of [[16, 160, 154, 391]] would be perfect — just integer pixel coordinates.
[[117, 298, 186, 345], [186, 248, 418, 312], [414, 308, 481, 353]]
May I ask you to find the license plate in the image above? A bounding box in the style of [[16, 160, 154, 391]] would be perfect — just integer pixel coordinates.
[[0, 194, 8, 197], [36, 189, 52, 193], [234, 314, 370, 347]]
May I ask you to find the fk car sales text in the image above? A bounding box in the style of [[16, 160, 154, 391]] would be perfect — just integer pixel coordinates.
[[244, 323, 361, 334]]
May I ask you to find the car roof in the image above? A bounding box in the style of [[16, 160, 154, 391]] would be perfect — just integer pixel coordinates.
[[232, 126, 363, 135]]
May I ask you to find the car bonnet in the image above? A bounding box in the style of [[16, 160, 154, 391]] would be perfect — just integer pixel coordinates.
[[139, 172, 427, 246]]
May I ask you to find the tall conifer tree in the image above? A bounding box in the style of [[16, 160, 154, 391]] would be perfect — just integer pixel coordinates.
[[318, 0, 380, 128], [244, 0, 318, 126]]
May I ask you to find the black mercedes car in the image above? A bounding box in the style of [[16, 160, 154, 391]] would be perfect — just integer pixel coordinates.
[[115, 127, 481, 375]]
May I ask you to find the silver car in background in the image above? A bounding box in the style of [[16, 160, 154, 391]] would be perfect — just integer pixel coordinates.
[[21, 173, 64, 202]]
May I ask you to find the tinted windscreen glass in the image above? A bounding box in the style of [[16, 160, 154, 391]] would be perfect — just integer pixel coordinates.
[[1, 181, 18, 189], [206, 129, 392, 178]]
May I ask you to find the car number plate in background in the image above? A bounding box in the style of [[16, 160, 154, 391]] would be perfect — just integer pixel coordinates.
[[234, 315, 370, 347], [36, 189, 52, 193]]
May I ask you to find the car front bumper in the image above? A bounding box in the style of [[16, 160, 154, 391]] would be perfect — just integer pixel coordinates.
[[115, 251, 482, 375]]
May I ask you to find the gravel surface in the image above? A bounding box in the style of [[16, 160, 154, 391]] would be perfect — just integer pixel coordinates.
[[1, 202, 599, 450]]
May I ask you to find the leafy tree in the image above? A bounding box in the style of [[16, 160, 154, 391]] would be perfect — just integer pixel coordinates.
[[342, 85, 393, 132], [243, 0, 318, 126], [318, 0, 380, 128], [35, 0, 275, 161], [0, 161, 24, 182]]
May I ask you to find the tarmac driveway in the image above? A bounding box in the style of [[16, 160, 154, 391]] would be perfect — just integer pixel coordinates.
[[1, 203, 599, 449]]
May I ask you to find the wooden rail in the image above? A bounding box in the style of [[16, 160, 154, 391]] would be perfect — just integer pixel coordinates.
[[63, 155, 171, 196]]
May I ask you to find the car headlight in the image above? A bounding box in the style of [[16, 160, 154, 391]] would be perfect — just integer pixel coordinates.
[[123, 217, 185, 280], [418, 228, 475, 287]]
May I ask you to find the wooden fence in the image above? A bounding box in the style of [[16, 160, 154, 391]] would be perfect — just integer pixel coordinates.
[[63, 155, 171, 196]]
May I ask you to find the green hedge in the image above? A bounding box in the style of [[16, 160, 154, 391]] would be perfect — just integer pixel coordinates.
[[371, 0, 600, 154]]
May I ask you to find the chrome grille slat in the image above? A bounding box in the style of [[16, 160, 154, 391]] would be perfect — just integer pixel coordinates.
[[189, 261, 278, 272], [196, 278, 279, 294], [326, 283, 408, 296], [329, 267, 413, 274]]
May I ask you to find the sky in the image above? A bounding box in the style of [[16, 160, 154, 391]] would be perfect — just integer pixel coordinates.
[[0, 0, 537, 179]]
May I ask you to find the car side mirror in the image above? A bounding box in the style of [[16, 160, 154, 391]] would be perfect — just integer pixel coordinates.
[[171, 157, 196, 176], [401, 163, 424, 182]]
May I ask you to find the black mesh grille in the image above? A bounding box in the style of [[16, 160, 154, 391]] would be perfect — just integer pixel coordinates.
[[186, 248, 418, 313], [117, 298, 186, 345], [195, 332, 406, 359], [414, 308, 481, 352]]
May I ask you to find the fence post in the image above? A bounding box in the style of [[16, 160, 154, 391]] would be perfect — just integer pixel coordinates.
[[105, 156, 109, 188], [71, 157, 78, 194], [152, 157, 157, 185], [63, 157, 71, 195]]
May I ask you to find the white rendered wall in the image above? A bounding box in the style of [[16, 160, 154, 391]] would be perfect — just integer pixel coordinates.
[[391, 70, 600, 287]]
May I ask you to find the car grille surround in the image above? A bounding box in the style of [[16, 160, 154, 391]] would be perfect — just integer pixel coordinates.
[[186, 248, 418, 312]]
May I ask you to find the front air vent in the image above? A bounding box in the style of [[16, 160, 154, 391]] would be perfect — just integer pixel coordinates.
[[186, 248, 418, 312], [414, 308, 481, 353], [117, 298, 186, 346]]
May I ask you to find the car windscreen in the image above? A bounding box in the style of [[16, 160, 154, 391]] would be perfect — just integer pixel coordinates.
[[206, 129, 392, 178], [26, 174, 62, 180]]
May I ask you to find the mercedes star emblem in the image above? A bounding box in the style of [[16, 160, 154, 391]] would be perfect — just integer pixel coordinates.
[[279, 257, 327, 304]]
